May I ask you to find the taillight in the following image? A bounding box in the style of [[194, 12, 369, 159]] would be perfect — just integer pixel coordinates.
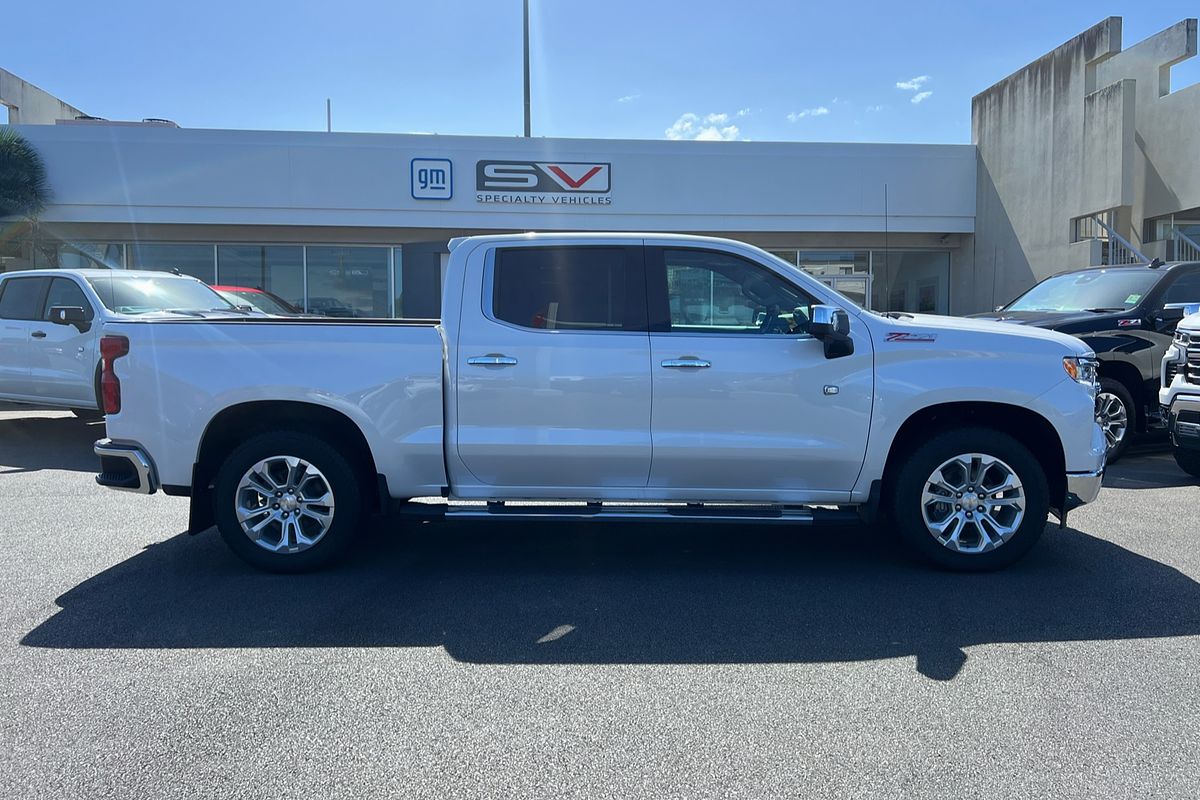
[[100, 335, 129, 414]]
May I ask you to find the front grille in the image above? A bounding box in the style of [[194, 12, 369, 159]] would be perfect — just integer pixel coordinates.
[[1189, 344, 1200, 383], [1166, 360, 1181, 386]]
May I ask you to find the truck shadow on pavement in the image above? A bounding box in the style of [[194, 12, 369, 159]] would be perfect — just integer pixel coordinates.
[[22, 518, 1200, 681], [1103, 447, 1197, 490], [0, 414, 103, 474]]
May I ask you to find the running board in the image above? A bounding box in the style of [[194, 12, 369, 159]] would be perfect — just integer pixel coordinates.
[[401, 501, 862, 526]]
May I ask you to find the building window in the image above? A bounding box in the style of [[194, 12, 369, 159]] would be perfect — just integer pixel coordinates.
[[217, 245, 304, 310], [304, 246, 390, 317], [392, 248, 405, 317], [1072, 211, 1114, 243], [128, 243, 216, 282], [58, 242, 125, 270], [871, 251, 950, 314]]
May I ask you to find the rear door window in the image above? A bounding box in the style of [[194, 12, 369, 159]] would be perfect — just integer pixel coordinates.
[[0, 277, 50, 320], [491, 246, 643, 331]]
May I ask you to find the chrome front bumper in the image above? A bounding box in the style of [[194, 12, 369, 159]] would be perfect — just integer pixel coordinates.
[[1065, 468, 1103, 510], [94, 438, 158, 494]]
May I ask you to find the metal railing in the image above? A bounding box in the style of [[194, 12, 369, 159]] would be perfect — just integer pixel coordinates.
[[1091, 215, 1149, 265], [1170, 225, 1200, 262]]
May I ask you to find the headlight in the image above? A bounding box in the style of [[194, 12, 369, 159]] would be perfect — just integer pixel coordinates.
[[1063, 356, 1099, 386]]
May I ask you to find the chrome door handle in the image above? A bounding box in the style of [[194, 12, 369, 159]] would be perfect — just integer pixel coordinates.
[[467, 355, 518, 366], [30, 330, 47, 339], [661, 358, 711, 369]]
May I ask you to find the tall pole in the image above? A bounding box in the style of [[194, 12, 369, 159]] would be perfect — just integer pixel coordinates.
[[522, 0, 531, 137]]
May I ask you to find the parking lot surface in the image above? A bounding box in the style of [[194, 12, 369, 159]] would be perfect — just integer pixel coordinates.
[[1, 407, 1198, 799]]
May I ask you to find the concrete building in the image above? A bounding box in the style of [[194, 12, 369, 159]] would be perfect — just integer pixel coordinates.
[[1, 15, 1198, 317], [0, 69, 86, 125], [973, 16, 1200, 310]]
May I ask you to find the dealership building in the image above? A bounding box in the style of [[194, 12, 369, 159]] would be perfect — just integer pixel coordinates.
[[2, 16, 1198, 318]]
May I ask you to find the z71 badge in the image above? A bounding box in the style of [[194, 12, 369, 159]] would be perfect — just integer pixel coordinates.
[[886, 332, 938, 343]]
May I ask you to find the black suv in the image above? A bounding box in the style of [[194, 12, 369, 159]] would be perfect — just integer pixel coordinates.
[[969, 261, 1200, 461]]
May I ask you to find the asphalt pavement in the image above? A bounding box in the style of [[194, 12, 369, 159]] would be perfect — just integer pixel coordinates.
[[0, 407, 1197, 798]]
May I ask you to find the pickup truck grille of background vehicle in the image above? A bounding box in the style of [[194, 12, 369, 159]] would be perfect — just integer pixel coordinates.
[[1188, 343, 1200, 384]]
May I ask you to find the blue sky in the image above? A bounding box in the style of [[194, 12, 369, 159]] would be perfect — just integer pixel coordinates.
[[6, 1, 1200, 144]]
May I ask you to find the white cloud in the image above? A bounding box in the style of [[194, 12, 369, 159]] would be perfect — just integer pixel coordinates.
[[617, 93, 640, 103], [865, 104, 886, 113], [736, 107, 752, 117], [665, 112, 741, 141], [895, 75, 930, 91], [911, 91, 933, 104], [786, 106, 830, 122]]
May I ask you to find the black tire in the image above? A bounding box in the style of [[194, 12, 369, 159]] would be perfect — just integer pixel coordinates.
[[212, 431, 363, 573], [889, 427, 1050, 572], [71, 408, 105, 422], [1097, 377, 1136, 463], [1174, 448, 1200, 480]]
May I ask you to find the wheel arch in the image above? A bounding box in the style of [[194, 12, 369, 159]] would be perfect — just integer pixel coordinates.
[[882, 401, 1067, 506], [1096, 360, 1146, 431], [189, 400, 383, 533]]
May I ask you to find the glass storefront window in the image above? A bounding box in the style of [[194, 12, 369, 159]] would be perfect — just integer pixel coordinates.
[[217, 245, 305, 310], [305, 246, 390, 317], [798, 251, 869, 278], [392, 248, 404, 317], [128, 244, 216, 282], [58, 242, 125, 270], [871, 251, 950, 314]]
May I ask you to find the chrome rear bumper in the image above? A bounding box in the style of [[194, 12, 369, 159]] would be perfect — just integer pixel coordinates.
[[94, 439, 158, 494]]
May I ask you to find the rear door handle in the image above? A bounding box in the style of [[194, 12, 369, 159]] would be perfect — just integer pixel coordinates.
[[661, 358, 711, 369], [467, 355, 518, 366], [31, 330, 47, 339]]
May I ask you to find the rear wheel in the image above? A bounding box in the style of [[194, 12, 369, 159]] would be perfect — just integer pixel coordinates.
[[890, 427, 1050, 571], [1174, 448, 1200, 479], [1096, 378, 1135, 463], [213, 431, 363, 572]]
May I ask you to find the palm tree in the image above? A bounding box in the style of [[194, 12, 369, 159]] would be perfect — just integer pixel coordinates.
[[0, 127, 51, 267]]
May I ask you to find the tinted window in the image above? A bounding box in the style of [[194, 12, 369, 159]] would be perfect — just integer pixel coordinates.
[[0, 277, 49, 320], [42, 278, 95, 321], [1164, 271, 1200, 305], [493, 247, 630, 331], [662, 249, 814, 334]]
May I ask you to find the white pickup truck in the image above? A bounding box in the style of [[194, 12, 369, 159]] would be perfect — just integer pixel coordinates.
[[94, 233, 1106, 572], [1159, 307, 1200, 478]]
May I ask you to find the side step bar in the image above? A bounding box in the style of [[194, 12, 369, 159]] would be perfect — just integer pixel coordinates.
[[401, 501, 862, 526]]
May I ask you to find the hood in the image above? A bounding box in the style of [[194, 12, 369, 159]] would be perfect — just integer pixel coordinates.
[[876, 312, 1092, 356], [966, 308, 1143, 335]]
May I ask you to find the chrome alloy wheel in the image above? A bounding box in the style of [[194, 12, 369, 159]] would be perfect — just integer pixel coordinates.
[[920, 453, 1026, 554], [1096, 391, 1129, 452], [235, 455, 335, 553]]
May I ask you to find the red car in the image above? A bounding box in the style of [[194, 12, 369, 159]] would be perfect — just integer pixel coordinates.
[[211, 285, 304, 316]]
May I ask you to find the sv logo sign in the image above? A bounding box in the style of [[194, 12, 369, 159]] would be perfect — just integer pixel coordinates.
[[476, 161, 611, 193]]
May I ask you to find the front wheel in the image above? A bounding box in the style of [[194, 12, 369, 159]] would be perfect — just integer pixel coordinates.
[[213, 431, 363, 572], [890, 427, 1050, 571]]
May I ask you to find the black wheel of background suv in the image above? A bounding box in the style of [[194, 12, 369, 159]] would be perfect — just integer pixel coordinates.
[[1174, 449, 1200, 480], [1096, 378, 1135, 463], [889, 427, 1050, 572], [212, 430, 363, 572]]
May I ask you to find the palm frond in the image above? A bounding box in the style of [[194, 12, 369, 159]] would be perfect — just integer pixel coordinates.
[[0, 128, 50, 219]]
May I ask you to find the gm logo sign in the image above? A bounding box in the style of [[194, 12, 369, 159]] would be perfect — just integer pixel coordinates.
[[411, 158, 453, 200], [476, 161, 611, 193]]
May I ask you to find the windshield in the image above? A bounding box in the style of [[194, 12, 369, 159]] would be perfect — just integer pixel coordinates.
[[218, 289, 297, 315], [1005, 269, 1161, 313], [86, 275, 236, 315]]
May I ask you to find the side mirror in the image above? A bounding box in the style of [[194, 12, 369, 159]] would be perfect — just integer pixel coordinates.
[[48, 306, 89, 332], [994, 305, 1005, 312], [808, 304, 854, 359]]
